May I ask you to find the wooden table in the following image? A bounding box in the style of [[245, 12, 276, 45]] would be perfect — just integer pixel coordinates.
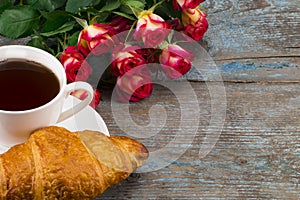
[[1, 0, 299, 199], [97, 0, 300, 199]]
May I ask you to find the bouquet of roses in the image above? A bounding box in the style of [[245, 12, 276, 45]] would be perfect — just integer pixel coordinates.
[[0, 0, 208, 108]]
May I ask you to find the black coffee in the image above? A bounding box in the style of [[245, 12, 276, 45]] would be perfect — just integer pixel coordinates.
[[0, 58, 60, 111]]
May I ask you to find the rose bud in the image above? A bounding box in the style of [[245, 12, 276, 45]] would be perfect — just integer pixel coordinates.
[[70, 88, 101, 109], [60, 46, 92, 82], [114, 67, 153, 102], [159, 44, 194, 79], [78, 24, 117, 56], [172, 0, 205, 11], [133, 11, 171, 47], [110, 44, 146, 77], [182, 8, 208, 40]]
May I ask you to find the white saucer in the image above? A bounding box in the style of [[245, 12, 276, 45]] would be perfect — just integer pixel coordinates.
[[0, 95, 109, 154]]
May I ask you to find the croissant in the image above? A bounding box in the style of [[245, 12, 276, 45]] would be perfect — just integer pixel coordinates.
[[0, 126, 148, 199]]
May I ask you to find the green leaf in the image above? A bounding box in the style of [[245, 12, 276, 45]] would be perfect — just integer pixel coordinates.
[[27, 36, 58, 56], [25, 0, 67, 12], [0, 6, 40, 38], [41, 21, 75, 37], [145, 0, 155, 8], [92, 0, 103, 6], [99, 0, 121, 12], [155, 0, 181, 19], [65, 0, 93, 13], [73, 16, 88, 28], [119, 5, 133, 15], [42, 10, 71, 32], [67, 30, 80, 46], [128, 5, 143, 18], [0, 0, 14, 7], [91, 0, 106, 10], [90, 12, 110, 23], [0, 0, 14, 6], [123, 0, 145, 10], [0, 2, 13, 14], [112, 11, 135, 21], [27, 35, 51, 52]]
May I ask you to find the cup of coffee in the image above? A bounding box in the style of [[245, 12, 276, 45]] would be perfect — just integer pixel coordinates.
[[0, 45, 94, 147]]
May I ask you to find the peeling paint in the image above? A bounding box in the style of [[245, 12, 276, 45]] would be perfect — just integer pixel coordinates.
[[221, 62, 298, 73]]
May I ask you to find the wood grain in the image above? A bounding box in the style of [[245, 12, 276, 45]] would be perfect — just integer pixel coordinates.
[[69, 0, 300, 198], [0, 0, 299, 199], [203, 0, 300, 59], [96, 82, 300, 199], [194, 0, 300, 82]]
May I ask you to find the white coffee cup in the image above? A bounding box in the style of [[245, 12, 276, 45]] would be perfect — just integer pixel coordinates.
[[0, 45, 94, 147]]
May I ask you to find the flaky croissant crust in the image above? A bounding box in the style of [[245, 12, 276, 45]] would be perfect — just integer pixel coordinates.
[[0, 126, 148, 199]]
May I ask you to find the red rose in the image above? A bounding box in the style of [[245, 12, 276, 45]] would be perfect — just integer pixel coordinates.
[[114, 67, 153, 102], [60, 46, 92, 82], [170, 18, 185, 32], [172, 0, 205, 11], [71, 88, 101, 109], [159, 44, 194, 79], [182, 8, 208, 40], [136, 48, 161, 73], [109, 16, 133, 34], [78, 24, 117, 56], [133, 11, 171, 47], [136, 48, 160, 63], [110, 44, 146, 77]]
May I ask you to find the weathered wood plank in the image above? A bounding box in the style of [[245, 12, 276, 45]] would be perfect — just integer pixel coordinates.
[[186, 57, 300, 82], [214, 57, 300, 82], [191, 0, 300, 82], [203, 0, 300, 59], [96, 82, 300, 199], [0, 1, 299, 199]]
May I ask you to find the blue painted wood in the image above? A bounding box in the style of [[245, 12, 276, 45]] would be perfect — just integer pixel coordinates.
[[0, 0, 299, 199], [95, 0, 300, 199], [97, 82, 300, 199]]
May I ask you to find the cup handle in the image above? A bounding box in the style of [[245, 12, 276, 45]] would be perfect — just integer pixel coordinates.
[[56, 81, 94, 123]]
